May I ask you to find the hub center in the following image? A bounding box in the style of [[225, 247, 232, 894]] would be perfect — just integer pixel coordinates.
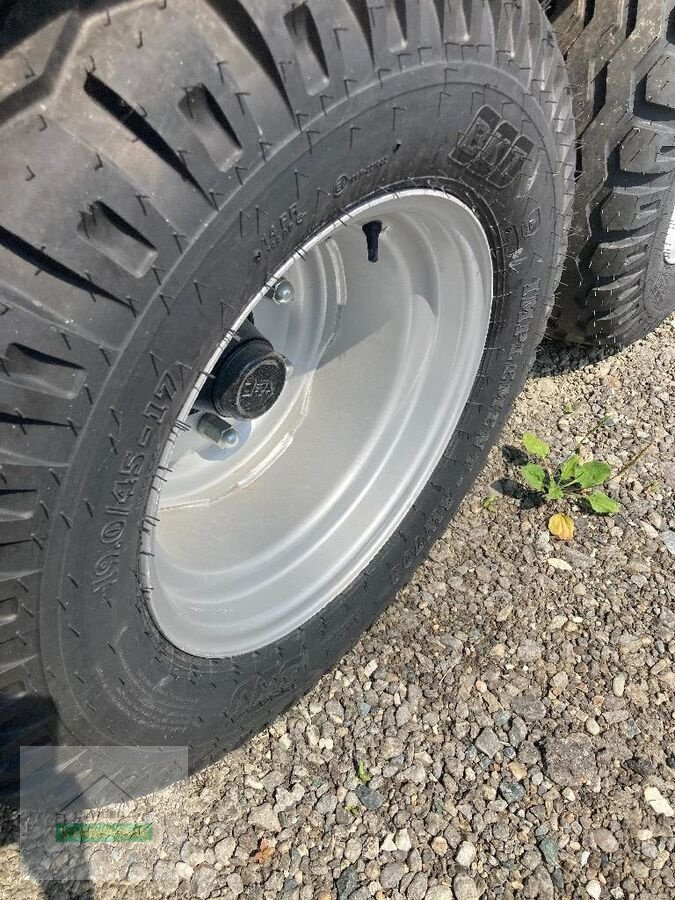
[[197, 319, 288, 420]]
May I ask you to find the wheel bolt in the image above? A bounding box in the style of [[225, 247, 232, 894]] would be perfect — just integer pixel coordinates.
[[269, 278, 295, 305], [198, 413, 239, 449]]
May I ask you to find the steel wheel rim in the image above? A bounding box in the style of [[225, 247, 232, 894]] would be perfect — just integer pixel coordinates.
[[665, 203, 675, 265], [142, 189, 493, 657]]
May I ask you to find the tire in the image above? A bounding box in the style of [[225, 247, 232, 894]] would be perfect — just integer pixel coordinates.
[[0, 0, 574, 795], [548, 0, 675, 348]]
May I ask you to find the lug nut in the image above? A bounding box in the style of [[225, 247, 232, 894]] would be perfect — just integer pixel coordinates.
[[269, 278, 295, 305], [198, 413, 239, 449]]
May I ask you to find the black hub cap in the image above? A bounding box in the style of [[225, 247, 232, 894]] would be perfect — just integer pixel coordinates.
[[197, 320, 288, 420]]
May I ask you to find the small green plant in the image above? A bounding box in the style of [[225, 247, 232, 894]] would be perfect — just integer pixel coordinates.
[[482, 494, 498, 513], [517, 430, 621, 538], [355, 759, 371, 784]]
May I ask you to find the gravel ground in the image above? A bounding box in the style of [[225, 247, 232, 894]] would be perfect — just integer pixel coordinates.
[[2, 315, 674, 900]]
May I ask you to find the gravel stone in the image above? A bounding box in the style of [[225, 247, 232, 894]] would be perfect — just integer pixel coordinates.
[[644, 785, 674, 817], [382, 736, 405, 759], [475, 727, 502, 758], [452, 874, 480, 900], [355, 784, 384, 810], [499, 779, 526, 804], [249, 802, 281, 832], [592, 828, 619, 853], [455, 841, 476, 867], [624, 756, 655, 778], [543, 733, 597, 786], [191, 865, 217, 899], [508, 760, 527, 780], [380, 862, 406, 889], [538, 835, 559, 866], [662, 530, 675, 555], [126, 862, 150, 885], [509, 717, 528, 746], [214, 836, 236, 864], [349, 890, 370, 900], [396, 828, 412, 852], [517, 639, 544, 662], [175, 861, 193, 881], [180, 840, 204, 866], [407, 873, 428, 900], [315, 792, 337, 815], [526, 867, 555, 900], [225, 872, 243, 895], [336, 866, 358, 900], [511, 693, 547, 722], [425, 887, 454, 900], [154, 859, 180, 892], [344, 838, 362, 863], [381, 833, 397, 852], [612, 673, 626, 697]]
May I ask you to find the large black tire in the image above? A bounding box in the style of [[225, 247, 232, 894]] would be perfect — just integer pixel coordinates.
[[0, 0, 573, 795], [548, 0, 675, 347]]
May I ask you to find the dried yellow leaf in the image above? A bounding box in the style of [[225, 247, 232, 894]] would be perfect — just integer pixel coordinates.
[[252, 838, 276, 864], [548, 513, 575, 541]]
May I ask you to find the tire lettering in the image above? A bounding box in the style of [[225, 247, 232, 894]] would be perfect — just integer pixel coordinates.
[[91, 366, 180, 599], [258, 203, 306, 255], [450, 105, 534, 189]]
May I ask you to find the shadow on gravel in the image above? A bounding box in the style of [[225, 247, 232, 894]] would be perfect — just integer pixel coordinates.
[[0, 694, 94, 899], [490, 473, 545, 511], [492, 446, 551, 510], [529, 337, 624, 379]]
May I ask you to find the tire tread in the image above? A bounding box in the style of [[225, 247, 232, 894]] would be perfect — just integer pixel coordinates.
[[548, 0, 675, 346]]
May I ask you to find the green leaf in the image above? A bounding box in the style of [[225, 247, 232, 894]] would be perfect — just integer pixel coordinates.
[[546, 478, 564, 501], [522, 432, 550, 459], [520, 463, 546, 491], [482, 494, 497, 513], [355, 760, 371, 784], [574, 460, 612, 489], [587, 491, 620, 515], [559, 454, 580, 485]]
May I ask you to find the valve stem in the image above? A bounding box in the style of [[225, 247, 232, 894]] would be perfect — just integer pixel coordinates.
[[362, 220, 382, 263]]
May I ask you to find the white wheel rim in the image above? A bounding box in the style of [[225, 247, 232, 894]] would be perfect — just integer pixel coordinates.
[[665, 203, 675, 265], [142, 190, 493, 657]]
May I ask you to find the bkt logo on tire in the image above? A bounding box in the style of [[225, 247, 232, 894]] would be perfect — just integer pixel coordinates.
[[450, 105, 535, 189]]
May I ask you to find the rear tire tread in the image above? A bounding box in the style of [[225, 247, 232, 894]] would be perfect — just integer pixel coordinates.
[[548, 0, 675, 346]]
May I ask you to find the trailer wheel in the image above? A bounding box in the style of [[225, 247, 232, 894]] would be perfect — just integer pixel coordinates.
[[0, 0, 573, 794]]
